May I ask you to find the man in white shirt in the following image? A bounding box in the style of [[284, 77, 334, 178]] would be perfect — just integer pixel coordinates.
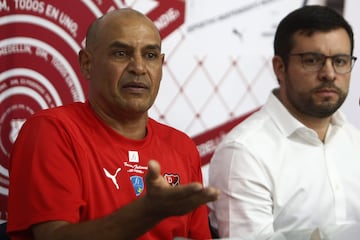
[[208, 5, 360, 239]]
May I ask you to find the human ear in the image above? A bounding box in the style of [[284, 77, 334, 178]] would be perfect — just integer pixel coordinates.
[[78, 49, 92, 80], [272, 55, 286, 84]]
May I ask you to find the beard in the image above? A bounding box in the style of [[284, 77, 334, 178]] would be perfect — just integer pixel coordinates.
[[285, 82, 348, 118]]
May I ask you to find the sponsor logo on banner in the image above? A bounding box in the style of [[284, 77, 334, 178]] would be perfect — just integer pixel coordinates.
[[147, 0, 185, 39], [0, 0, 185, 221]]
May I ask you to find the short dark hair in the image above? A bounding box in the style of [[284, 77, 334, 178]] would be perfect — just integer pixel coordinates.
[[274, 5, 354, 66]]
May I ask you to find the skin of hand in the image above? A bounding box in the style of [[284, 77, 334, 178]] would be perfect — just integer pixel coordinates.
[[144, 160, 220, 218]]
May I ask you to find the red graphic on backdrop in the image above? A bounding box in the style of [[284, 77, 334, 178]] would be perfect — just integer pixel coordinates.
[[193, 109, 259, 166], [0, 0, 94, 220], [0, 0, 186, 221], [147, 0, 185, 39]]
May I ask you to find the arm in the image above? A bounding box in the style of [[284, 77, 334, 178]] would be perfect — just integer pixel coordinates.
[[32, 160, 219, 240], [209, 141, 273, 238]]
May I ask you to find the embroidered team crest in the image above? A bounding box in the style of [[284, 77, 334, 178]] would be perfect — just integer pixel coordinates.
[[164, 174, 180, 187], [130, 176, 144, 196]]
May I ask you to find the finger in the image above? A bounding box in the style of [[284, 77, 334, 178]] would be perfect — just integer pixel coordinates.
[[170, 182, 203, 197], [175, 186, 220, 207], [164, 187, 220, 216], [146, 160, 161, 183], [163, 183, 215, 205]]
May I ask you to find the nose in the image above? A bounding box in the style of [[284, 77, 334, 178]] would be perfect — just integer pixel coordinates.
[[318, 58, 336, 81], [128, 54, 146, 75]]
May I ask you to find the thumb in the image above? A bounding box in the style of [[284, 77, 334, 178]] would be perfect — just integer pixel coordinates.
[[146, 160, 161, 183]]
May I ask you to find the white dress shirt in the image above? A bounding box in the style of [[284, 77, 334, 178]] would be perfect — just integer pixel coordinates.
[[208, 91, 360, 239]]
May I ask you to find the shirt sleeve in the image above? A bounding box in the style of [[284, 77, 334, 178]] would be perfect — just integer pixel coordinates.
[[208, 140, 274, 238], [7, 114, 85, 236], [187, 139, 213, 239]]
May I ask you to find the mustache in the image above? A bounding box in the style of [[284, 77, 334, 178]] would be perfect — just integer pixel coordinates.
[[313, 83, 341, 93], [121, 77, 149, 88], [122, 81, 149, 88]]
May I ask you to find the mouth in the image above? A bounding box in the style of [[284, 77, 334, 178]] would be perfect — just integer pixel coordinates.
[[122, 82, 149, 92], [314, 87, 339, 98]]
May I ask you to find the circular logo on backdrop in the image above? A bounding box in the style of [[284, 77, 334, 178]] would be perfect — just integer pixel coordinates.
[[0, 0, 185, 221], [0, 0, 121, 221]]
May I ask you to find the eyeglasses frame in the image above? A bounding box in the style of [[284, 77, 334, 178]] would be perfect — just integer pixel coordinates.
[[288, 52, 357, 74]]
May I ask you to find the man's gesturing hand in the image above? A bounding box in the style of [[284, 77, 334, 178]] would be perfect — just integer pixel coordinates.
[[143, 160, 220, 218]]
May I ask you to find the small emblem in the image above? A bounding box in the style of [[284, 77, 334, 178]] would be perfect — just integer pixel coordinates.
[[128, 151, 139, 163], [164, 174, 180, 187], [103, 167, 121, 189], [130, 176, 144, 196]]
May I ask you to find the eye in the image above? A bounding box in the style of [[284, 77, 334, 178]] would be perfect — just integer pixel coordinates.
[[113, 50, 128, 58], [333, 55, 349, 66], [144, 51, 159, 60], [302, 53, 323, 65]]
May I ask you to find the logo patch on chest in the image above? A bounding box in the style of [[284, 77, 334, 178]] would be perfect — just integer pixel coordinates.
[[164, 174, 180, 187], [128, 151, 139, 163], [103, 167, 122, 189], [130, 176, 144, 196]]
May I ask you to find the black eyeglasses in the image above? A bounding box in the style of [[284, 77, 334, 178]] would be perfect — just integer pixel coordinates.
[[289, 52, 357, 74]]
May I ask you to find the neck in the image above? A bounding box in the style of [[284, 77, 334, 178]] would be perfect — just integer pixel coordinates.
[[89, 101, 148, 140], [274, 89, 332, 142]]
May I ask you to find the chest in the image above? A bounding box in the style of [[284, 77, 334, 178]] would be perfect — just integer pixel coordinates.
[[72, 137, 193, 217]]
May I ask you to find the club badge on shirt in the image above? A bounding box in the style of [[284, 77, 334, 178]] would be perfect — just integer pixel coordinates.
[[164, 173, 180, 187], [130, 175, 144, 196]]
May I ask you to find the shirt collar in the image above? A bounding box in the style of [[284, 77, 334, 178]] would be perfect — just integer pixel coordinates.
[[263, 89, 346, 138]]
